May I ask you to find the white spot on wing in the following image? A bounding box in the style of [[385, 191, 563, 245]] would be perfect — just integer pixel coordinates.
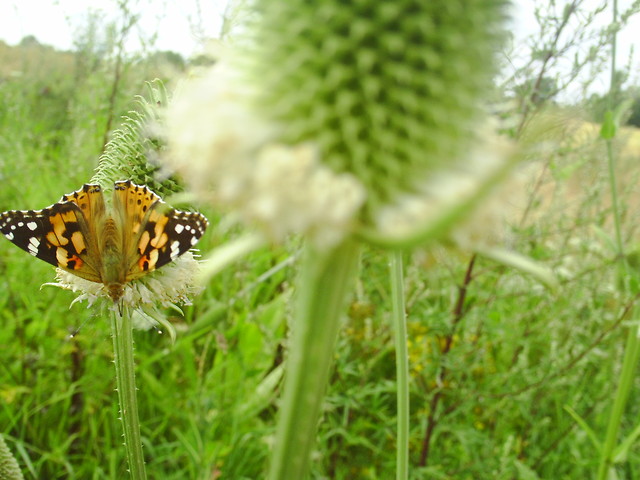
[[5, 232, 14, 241], [27, 221, 38, 231], [28, 237, 40, 255], [170, 240, 181, 259], [174, 223, 185, 234]]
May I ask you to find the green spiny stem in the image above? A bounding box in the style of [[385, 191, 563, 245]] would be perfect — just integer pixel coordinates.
[[389, 251, 409, 480], [268, 239, 360, 480], [111, 305, 147, 479]]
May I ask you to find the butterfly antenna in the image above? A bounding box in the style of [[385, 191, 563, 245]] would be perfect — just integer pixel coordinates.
[[67, 314, 95, 338]]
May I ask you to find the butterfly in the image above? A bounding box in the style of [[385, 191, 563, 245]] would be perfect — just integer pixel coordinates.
[[0, 180, 208, 302]]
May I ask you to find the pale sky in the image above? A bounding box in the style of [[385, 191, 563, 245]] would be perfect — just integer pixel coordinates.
[[0, 0, 638, 97], [0, 0, 228, 57], [507, 0, 640, 98]]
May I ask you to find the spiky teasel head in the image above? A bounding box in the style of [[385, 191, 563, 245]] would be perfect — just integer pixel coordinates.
[[167, 0, 512, 249], [0, 435, 22, 480], [248, 1, 509, 211]]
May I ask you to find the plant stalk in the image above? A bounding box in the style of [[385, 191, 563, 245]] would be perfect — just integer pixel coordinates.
[[111, 305, 147, 479], [268, 239, 360, 480], [595, 0, 640, 478], [597, 318, 640, 479], [597, 129, 640, 480], [389, 250, 409, 480]]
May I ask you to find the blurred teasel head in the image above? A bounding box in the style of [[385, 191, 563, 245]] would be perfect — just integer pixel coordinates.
[[167, 0, 512, 249]]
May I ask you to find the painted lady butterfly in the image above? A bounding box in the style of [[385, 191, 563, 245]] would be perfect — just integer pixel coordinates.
[[0, 180, 208, 301]]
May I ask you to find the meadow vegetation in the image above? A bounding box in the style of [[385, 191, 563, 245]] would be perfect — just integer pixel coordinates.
[[2, 3, 640, 479]]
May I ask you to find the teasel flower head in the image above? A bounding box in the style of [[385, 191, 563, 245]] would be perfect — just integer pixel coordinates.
[[0, 435, 23, 480], [167, 0, 512, 249]]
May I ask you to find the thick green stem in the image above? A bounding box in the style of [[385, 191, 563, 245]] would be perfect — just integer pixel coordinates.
[[111, 305, 147, 479], [389, 251, 409, 480], [268, 239, 361, 480]]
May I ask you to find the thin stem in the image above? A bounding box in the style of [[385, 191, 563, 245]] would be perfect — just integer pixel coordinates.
[[111, 305, 147, 479], [605, 9, 623, 256], [608, 0, 618, 113], [597, 88, 639, 480], [515, 0, 580, 135], [420, 254, 475, 466], [389, 251, 409, 480], [101, 2, 137, 152], [597, 319, 640, 479], [596, 1, 640, 478], [267, 239, 360, 480]]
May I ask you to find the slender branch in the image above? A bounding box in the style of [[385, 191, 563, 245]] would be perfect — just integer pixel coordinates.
[[517, 0, 581, 135], [419, 255, 476, 466], [101, 2, 138, 151], [484, 291, 639, 399]]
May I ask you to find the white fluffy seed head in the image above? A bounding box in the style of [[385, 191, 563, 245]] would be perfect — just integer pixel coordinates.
[[166, 60, 366, 249]]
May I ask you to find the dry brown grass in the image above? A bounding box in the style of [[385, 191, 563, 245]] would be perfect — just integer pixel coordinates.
[[510, 111, 640, 255]]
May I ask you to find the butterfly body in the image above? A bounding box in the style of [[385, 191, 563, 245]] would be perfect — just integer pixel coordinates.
[[0, 181, 208, 302]]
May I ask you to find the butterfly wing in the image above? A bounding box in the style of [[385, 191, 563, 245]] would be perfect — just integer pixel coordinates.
[[0, 184, 105, 283], [113, 180, 208, 281]]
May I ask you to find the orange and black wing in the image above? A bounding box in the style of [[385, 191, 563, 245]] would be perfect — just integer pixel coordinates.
[[113, 180, 208, 280], [0, 184, 104, 283]]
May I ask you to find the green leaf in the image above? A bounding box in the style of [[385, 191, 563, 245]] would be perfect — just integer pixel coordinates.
[[564, 405, 601, 451], [476, 247, 558, 290], [601, 111, 616, 140], [237, 364, 284, 417], [592, 225, 617, 254], [513, 459, 541, 480], [613, 420, 640, 463], [600, 99, 635, 140]]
